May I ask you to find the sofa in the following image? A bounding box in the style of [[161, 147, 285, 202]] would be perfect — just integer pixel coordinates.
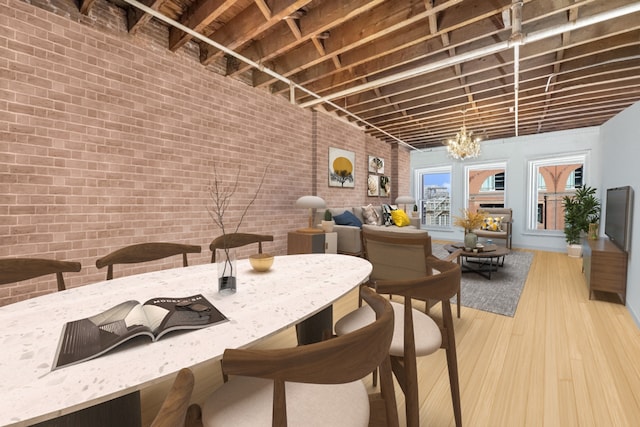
[[471, 207, 513, 248], [315, 205, 424, 256]]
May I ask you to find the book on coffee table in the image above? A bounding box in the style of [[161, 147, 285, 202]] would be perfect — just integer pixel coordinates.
[[52, 294, 227, 369]]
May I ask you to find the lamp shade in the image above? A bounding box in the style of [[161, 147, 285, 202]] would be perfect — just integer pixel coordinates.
[[395, 195, 415, 205], [295, 195, 326, 209]]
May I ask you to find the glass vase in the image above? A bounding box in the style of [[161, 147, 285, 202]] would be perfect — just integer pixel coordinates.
[[464, 231, 478, 250], [216, 248, 237, 295]]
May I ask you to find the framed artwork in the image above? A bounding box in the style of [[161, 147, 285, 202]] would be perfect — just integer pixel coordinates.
[[329, 147, 355, 188], [379, 175, 391, 197], [367, 174, 379, 196], [368, 156, 384, 174]]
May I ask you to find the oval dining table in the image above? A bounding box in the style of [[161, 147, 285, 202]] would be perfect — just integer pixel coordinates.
[[0, 253, 372, 427]]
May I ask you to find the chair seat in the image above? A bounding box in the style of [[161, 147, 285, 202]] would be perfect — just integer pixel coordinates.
[[201, 375, 370, 427], [335, 301, 442, 357]]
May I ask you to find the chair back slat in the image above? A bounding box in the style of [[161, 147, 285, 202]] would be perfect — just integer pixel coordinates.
[[363, 230, 432, 281], [96, 242, 201, 280], [0, 258, 82, 291], [209, 233, 274, 263], [222, 286, 394, 385]]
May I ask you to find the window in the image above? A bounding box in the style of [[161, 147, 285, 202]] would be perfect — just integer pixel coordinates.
[[465, 163, 506, 212], [414, 166, 452, 228], [527, 154, 587, 232]]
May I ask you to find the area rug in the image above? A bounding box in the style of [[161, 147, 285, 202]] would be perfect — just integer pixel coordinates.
[[432, 245, 534, 317]]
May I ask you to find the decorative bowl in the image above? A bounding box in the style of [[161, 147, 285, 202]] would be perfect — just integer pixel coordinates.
[[249, 253, 274, 272]]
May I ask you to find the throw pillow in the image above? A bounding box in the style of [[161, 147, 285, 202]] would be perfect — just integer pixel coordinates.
[[381, 204, 395, 226], [333, 210, 363, 228], [361, 204, 379, 225], [390, 209, 411, 226], [481, 216, 503, 232]]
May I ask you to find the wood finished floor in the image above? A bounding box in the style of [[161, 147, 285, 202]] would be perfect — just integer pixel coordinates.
[[141, 249, 640, 426]]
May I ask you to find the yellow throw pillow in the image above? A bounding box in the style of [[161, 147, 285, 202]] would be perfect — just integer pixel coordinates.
[[390, 209, 411, 227], [481, 216, 503, 231]]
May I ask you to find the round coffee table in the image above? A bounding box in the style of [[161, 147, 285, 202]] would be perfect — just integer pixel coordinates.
[[444, 243, 510, 280]]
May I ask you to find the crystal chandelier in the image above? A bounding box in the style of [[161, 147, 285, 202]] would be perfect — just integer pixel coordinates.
[[446, 111, 481, 160]]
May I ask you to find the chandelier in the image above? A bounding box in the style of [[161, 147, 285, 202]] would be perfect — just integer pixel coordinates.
[[446, 111, 481, 160]]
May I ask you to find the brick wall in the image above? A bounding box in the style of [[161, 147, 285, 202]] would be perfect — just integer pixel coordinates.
[[0, 0, 410, 305]]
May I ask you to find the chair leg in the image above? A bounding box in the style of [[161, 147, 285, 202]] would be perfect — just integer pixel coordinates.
[[442, 302, 462, 427]]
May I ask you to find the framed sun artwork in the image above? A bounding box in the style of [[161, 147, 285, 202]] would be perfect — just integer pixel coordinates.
[[329, 147, 355, 188]]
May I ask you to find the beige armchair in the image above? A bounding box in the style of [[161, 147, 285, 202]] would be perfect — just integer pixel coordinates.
[[473, 207, 513, 248]]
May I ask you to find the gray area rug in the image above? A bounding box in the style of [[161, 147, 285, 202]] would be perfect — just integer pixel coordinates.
[[433, 245, 533, 317]]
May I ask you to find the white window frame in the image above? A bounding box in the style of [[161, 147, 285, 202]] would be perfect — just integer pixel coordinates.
[[414, 165, 453, 229], [464, 162, 507, 210], [526, 152, 590, 233]]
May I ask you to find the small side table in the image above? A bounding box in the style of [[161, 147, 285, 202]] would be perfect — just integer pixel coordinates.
[[324, 232, 337, 254], [287, 231, 337, 254]]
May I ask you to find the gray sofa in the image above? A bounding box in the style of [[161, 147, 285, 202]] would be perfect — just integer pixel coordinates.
[[315, 205, 424, 256]]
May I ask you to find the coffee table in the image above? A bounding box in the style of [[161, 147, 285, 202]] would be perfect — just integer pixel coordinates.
[[444, 243, 510, 280]]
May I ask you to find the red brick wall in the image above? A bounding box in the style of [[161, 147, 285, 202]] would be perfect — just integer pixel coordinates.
[[0, 0, 408, 305]]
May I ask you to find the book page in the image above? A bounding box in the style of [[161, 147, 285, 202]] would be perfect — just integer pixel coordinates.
[[53, 301, 153, 369], [142, 294, 228, 340]]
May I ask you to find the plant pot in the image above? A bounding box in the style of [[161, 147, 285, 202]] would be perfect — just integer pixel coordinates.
[[321, 220, 335, 233], [216, 248, 237, 295], [567, 244, 582, 258]]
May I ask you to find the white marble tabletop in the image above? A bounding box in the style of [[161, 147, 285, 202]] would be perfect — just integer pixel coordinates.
[[0, 254, 372, 426]]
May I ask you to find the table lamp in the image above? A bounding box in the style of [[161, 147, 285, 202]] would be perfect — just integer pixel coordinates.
[[295, 195, 326, 233], [395, 195, 415, 212]]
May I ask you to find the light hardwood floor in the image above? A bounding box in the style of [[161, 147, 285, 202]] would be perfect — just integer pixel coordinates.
[[141, 249, 640, 426]]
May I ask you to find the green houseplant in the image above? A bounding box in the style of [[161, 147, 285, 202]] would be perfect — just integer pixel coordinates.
[[562, 186, 600, 256]]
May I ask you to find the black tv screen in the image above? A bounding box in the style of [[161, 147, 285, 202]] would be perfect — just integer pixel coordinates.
[[604, 186, 633, 251]]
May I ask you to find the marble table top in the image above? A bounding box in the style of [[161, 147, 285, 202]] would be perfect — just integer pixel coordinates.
[[0, 254, 372, 426]]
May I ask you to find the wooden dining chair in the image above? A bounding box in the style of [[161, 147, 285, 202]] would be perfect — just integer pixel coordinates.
[[209, 233, 274, 263], [0, 258, 82, 291], [335, 229, 463, 427], [96, 242, 201, 280], [150, 368, 198, 427], [194, 286, 398, 427]]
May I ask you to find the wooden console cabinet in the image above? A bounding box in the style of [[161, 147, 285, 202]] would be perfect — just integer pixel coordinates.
[[582, 237, 628, 304]]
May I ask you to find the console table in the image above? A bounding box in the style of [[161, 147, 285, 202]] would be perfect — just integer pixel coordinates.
[[582, 237, 628, 304]]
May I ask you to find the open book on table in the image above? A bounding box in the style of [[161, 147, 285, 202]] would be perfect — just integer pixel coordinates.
[[53, 294, 227, 369]]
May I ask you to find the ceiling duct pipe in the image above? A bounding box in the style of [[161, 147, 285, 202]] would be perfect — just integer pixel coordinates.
[[511, 0, 523, 137], [120, 0, 418, 151], [300, 2, 640, 109]]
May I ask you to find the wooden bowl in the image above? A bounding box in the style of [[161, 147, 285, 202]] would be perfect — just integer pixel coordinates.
[[249, 253, 274, 272]]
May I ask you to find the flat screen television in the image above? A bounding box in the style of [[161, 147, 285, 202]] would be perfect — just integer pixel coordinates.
[[604, 186, 633, 252]]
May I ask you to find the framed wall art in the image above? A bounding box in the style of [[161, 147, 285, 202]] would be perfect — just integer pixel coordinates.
[[379, 175, 391, 197], [368, 156, 384, 174], [329, 147, 355, 188], [367, 174, 380, 196]]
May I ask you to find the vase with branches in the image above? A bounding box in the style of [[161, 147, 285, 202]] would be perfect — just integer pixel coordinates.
[[453, 208, 486, 249], [207, 163, 268, 294]]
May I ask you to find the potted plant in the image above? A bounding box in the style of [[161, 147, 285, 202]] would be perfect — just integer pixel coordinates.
[[453, 208, 486, 249], [562, 186, 600, 257], [412, 204, 419, 218], [321, 209, 334, 232]]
